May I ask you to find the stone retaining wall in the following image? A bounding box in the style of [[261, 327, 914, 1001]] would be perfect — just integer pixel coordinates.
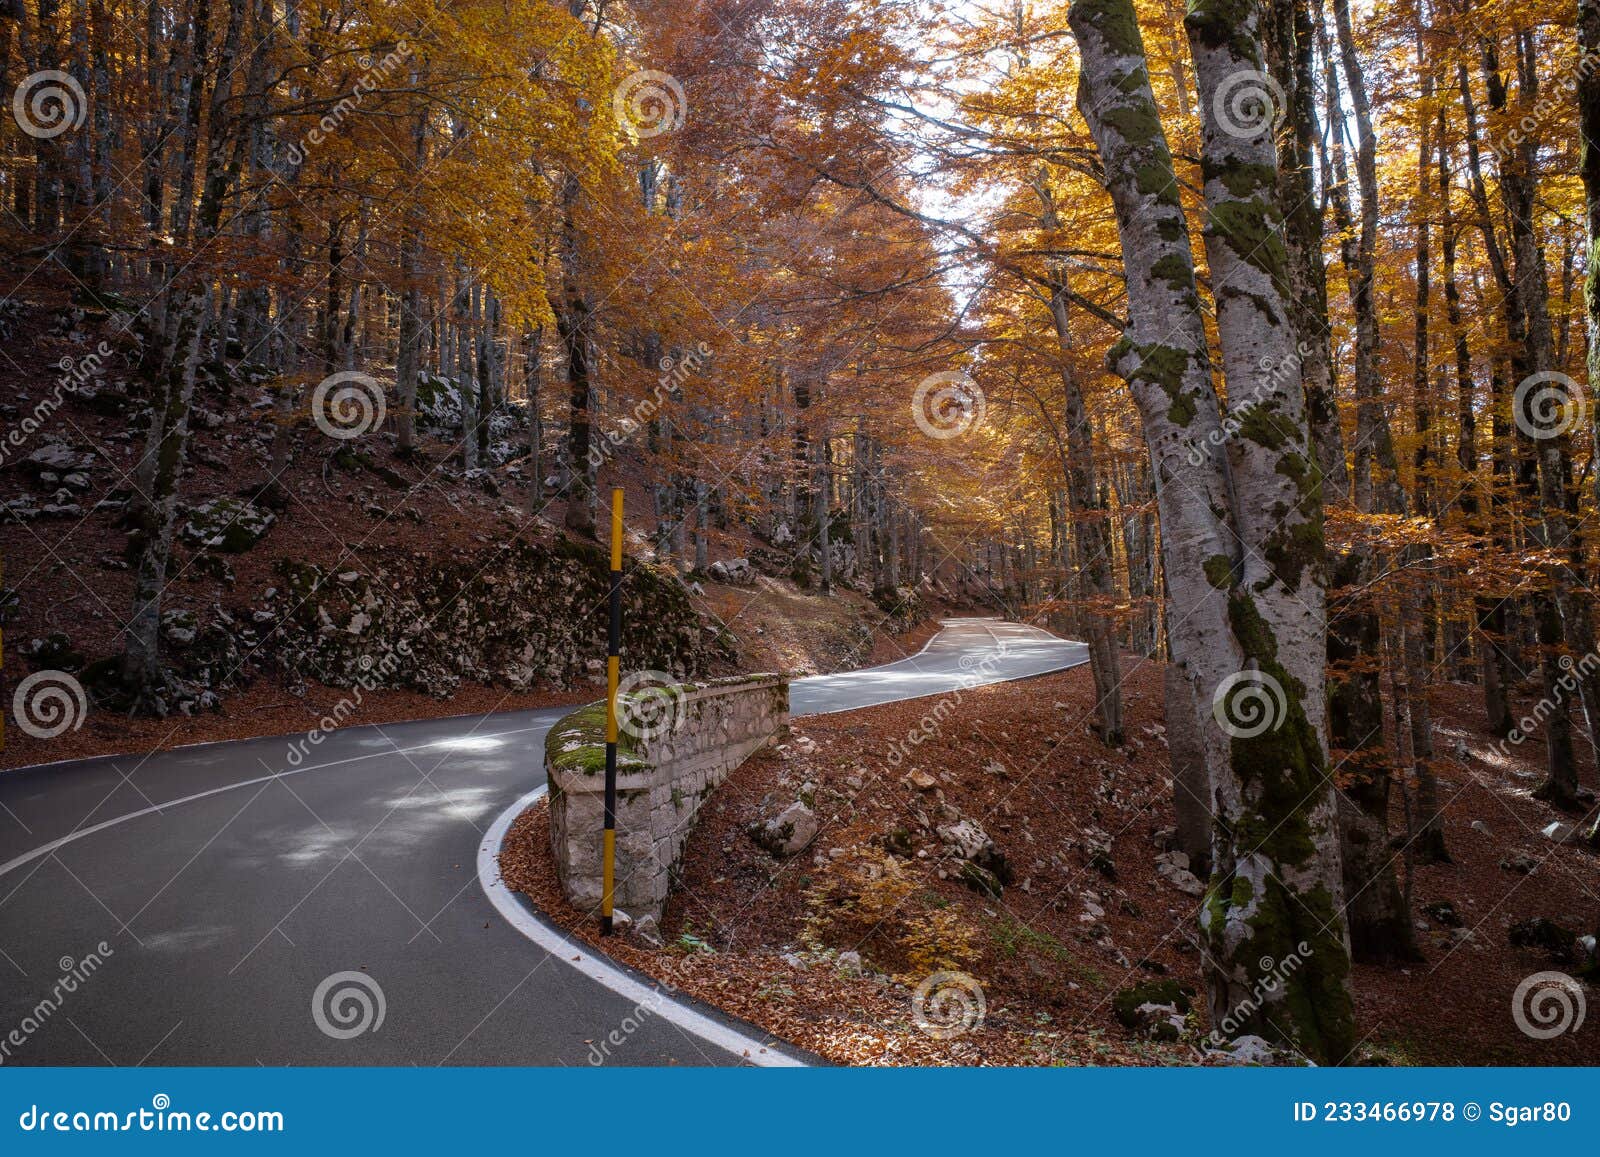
[[545, 673, 788, 922]]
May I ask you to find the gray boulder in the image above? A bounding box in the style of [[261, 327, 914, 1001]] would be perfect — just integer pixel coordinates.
[[1207, 1034, 1279, 1066], [181, 497, 276, 553], [1156, 850, 1206, 896], [752, 801, 817, 857], [707, 558, 755, 586], [24, 443, 91, 475]]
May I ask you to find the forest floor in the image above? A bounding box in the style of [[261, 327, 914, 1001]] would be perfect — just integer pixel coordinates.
[[502, 654, 1600, 1067], [0, 289, 956, 770]]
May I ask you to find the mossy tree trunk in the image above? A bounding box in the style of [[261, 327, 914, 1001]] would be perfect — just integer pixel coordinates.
[[1069, 0, 1356, 1063], [1268, 0, 1417, 960], [1184, 0, 1355, 1061]]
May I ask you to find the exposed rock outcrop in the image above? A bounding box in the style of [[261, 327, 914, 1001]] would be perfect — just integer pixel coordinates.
[[269, 537, 728, 697]]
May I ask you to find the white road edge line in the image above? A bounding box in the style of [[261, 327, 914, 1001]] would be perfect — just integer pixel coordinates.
[[476, 784, 806, 1068], [0, 723, 553, 880], [3, 621, 1084, 1065]]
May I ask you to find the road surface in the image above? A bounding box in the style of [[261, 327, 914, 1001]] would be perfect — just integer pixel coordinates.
[[0, 618, 1085, 1066]]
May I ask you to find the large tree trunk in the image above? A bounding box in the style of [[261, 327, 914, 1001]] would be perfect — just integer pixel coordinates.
[[1069, 0, 1355, 1063], [556, 163, 595, 537], [1265, 0, 1417, 959], [122, 288, 209, 705]]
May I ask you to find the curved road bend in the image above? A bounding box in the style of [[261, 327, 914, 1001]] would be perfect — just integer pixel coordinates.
[[0, 618, 1085, 1066]]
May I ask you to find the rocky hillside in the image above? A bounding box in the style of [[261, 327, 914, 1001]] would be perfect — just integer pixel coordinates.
[[0, 291, 952, 768]]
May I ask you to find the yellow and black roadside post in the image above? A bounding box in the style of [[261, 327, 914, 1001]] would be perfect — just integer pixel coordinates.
[[601, 487, 623, 935]]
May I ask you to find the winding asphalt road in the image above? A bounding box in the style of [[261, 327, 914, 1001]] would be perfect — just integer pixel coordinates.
[[0, 618, 1085, 1066]]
